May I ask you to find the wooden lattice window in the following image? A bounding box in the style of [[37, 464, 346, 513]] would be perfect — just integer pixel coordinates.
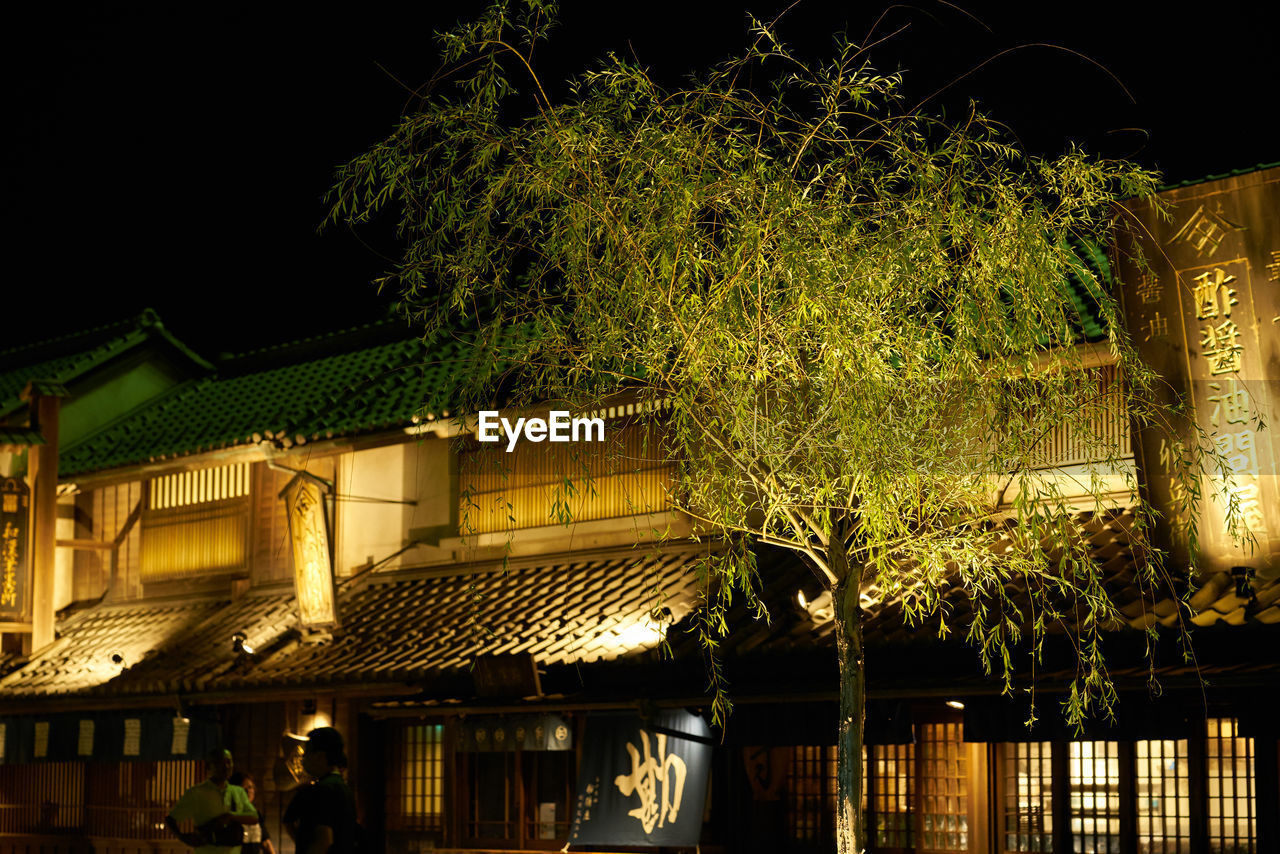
[[1205, 717, 1255, 853], [86, 759, 205, 838], [387, 723, 445, 832], [1068, 741, 1121, 854], [1135, 738, 1191, 854], [919, 722, 968, 851], [787, 745, 838, 842], [872, 743, 915, 850], [150, 463, 251, 509], [521, 751, 575, 842], [459, 419, 670, 535], [1002, 742, 1053, 854], [0, 761, 85, 833], [462, 752, 517, 842], [1031, 364, 1131, 469], [141, 462, 252, 579], [0, 759, 202, 838]]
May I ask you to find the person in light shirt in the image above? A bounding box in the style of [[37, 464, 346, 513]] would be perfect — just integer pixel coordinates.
[[165, 748, 258, 854]]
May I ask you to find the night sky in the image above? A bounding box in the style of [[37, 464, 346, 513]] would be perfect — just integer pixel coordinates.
[[5, 1, 1276, 356]]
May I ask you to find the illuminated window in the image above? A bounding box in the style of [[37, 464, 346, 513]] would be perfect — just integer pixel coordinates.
[[141, 463, 252, 579], [149, 463, 251, 509], [1003, 742, 1053, 853], [1206, 718, 1255, 853], [387, 723, 444, 832], [872, 742, 915, 849], [1135, 739, 1190, 854], [1031, 364, 1130, 469], [1069, 741, 1121, 854], [459, 420, 670, 534], [919, 722, 968, 851]]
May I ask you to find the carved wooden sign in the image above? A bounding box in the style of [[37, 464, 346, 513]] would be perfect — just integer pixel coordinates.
[[1118, 166, 1280, 580], [0, 477, 31, 621], [280, 472, 339, 627]]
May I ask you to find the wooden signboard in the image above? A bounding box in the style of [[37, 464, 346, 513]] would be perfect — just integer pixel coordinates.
[[281, 472, 339, 627], [1118, 166, 1280, 579], [0, 478, 31, 621]]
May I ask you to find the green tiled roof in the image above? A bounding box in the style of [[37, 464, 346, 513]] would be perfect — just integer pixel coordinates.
[[1159, 161, 1280, 191], [0, 427, 44, 447], [1063, 239, 1111, 342], [0, 309, 211, 418], [60, 321, 477, 477]]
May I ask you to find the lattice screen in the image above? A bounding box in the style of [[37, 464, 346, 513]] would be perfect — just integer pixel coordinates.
[[1068, 741, 1121, 854], [1002, 741, 1053, 854], [1135, 738, 1191, 854], [387, 722, 445, 832], [873, 742, 915, 849], [919, 722, 968, 851], [1206, 718, 1255, 854]]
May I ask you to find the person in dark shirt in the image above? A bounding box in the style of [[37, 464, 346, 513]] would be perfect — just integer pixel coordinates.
[[283, 727, 357, 854]]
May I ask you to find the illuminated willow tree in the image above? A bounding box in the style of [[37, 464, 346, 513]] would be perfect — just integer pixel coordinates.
[[328, 3, 1206, 850]]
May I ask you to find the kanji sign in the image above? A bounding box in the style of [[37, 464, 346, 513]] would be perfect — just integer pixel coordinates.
[[0, 478, 31, 621], [1119, 166, 1280, 579], [569, 710, 712, 847], [281, 473, 338, 627]]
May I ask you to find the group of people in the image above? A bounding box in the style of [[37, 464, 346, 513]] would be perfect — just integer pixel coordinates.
[[166, 726, 358, 854]]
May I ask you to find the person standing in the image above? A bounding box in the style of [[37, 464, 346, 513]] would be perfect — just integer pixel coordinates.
[[166, 747, 258, 854], [228, 771, 276, 854], [283, 727, 358, 854]]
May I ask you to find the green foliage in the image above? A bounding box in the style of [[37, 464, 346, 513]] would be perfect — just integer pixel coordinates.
[[329, 0, 1215, 782]]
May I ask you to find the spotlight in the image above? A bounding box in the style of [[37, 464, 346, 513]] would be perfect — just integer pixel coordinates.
[[231, 632, 255, 655]]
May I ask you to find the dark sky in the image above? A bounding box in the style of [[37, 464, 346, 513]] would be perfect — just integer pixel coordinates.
[[4, 1, 1276, 356]]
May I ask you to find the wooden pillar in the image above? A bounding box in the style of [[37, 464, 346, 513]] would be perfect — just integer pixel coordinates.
[[22, 382, 65, 653]]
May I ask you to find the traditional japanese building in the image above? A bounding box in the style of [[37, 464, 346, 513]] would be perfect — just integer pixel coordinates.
[[0, 164, 1277, 854]]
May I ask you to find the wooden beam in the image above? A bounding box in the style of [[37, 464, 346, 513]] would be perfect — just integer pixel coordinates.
[[55, 538, 114, 551]]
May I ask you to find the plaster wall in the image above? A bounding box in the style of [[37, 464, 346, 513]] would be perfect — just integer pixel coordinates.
[[336, 438, 454, 574]]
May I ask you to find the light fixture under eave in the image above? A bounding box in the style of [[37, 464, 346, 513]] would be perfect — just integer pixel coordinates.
[[945, 700, 965, 710], [231, 632, 255, 656]]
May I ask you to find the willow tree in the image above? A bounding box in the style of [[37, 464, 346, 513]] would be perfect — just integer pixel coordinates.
[[327, 3, 1198, 851]]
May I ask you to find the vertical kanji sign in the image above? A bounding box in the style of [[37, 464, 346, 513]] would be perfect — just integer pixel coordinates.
[[1119, 166, 1280, 580], [281, 472, 339, 627], [0, 478, 31, 621]]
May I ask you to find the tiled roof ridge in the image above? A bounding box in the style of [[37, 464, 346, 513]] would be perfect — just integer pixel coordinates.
[[0, 309, 156, 362], [1158, 160, 1280, 192], [217, 315, 415, 369], [360, 540, 715, 589], [296, 354, 430, 425], [59, 376, 211, 459], [59, 592, 228, 624]]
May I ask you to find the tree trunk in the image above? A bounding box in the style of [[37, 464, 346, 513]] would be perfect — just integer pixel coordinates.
[[833, 574, 867, 854]]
